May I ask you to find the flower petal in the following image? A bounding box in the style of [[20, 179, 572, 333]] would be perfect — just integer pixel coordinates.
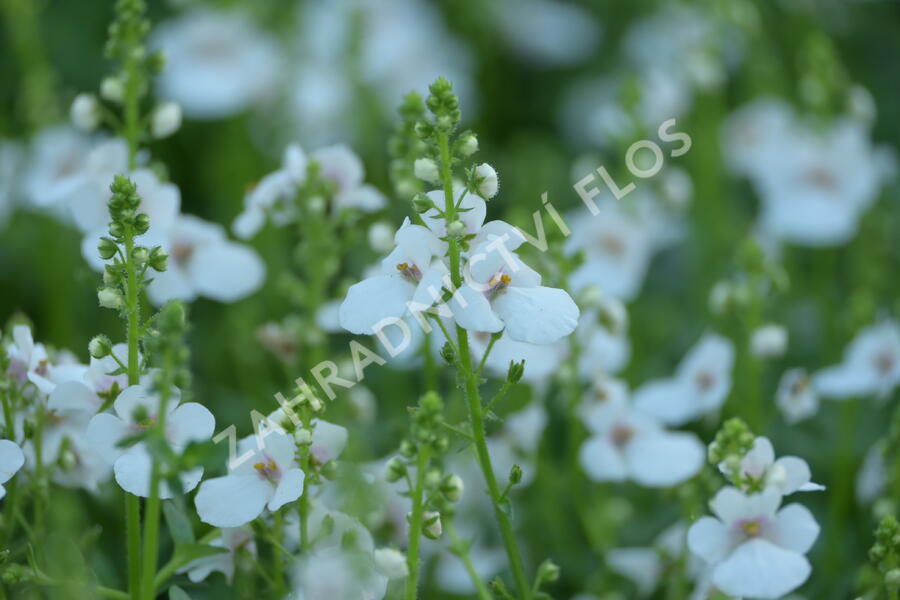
[[0, 440, 24, 484], [189, 241, 265, 303], [771, 503, 820, 553], [195, 474, 272, 527], [625, 430, 704, 487], [449, 285, 504, 334], [632, 379, 696, 426], [687, 516, 735, 564], [86, 413, 129, 463], [492, 286, 579, 344], [268, 468, 305, 511], [579, 435, 627, 482], [712, 538, 811, 599], [339, 274, 414, 335], [167, 402, 216, 447]]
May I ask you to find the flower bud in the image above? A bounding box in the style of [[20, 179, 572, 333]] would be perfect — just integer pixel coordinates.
[[441, 474, 464, 502], [423, 511, 442, 540], [148, 246, 168, 272], [537, 559, 561, 584], [367, 222, 394, 253], [750, 324, 788, 359], [474, 163, 498, 199], [98, 287, 124, 310], [385, 457, 406, 482], [446, 219, 467, 240], [440, 341, 455, 365], [108, 221, 125, 238], [293, 428, 312, 445], [399, 439, 416, 458], [509, 464, 523, 485], [132, 246, 149, 265], [151, 102, 182, 138], [133, 213, 151, 235], [413, 158, 440, 184], [100, 77, 125, 103], [374, 548, 409, 579], [98, 237, 118, 260], [458, 133, 478, 157], [70, 94, 100, 131], [412, 192, 435, 214], [320, 460, 338, 480], [88, 334, 112, 359], [507, 360, 525, 384]]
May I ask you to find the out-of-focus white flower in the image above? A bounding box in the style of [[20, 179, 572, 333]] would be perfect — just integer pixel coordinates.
[[474, 163, 498, 199], [564, 203, 655, 301], [856, 442, 887, 505], [751, 323, 788, 358], [367, 222, 395, 253], [373, 548, 408, 579], [70, 94, 100, 131], [151, 102, 182, 138], [339, 218, 446, 336], [634, 333, 735, 426], [776, 369, 819, 424], [724, 437, 824, 496], [606, 547, 663, 596], [138, 214, 265, 305], [577, 296, 630, 379], [77, 162, 178, 248], [5, 324, 57, 394], [152, 8, 280, 119], [722, 97, 794, 177], [468, 329, 567, 384], [813, 320, 900, 400], [21, 126, 94, 211], [195, 431, 304, 527], [579, 385, 704, 487], [87, 383, 214, 497], [0, 440, 25, 500], [100, 77, 125, 103], [687, 487, 819, 599], [312, 145, 386, 212], [494, 0, 600, 67], [178, 527, 256, 583], [413, 158, 440, 184]]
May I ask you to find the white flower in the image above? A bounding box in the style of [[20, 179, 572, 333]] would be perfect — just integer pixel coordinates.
[[67, 138, 133, 233], [373, 548, 408, 579], [856, 442, 887, 505], [151, 102, 182, 138], [21, 126, 93, 211], [579, 385, 704, 487], [751, 323, 787, 358], [468, 329, 567, 384], [34, 380, 110, 492], [178, 527, 256, 583], [339, 217, 446, 335], [814, 320, 900, 400], [687, 487, 819, 599], [634, 333, 735, 425], [474, 163, 498, 199], [70, 94, 100, 131], [776, 369, 819, 424], [605, 548, 663, 596], [233, 144, 307, 239], [564, 203, 655, 301], [309, 419, 348, 465], [721, 97, 793, 177], [725, 437, 824, 496], [5, 324, 56, 394], [195, 431, 304, 527], [576, 297, 630, 379], [100, 77, 125, 102], [0, 440, 25, 499], [495, 0, 600, 67], [152, 8, 280, 119], [87, 384, 214, 498], [311, 144, 385, 212], [413, 158, 440, 184], [142, 214, 265, 305], [367, 222, 395, 253], [450, 236, 579, 344]]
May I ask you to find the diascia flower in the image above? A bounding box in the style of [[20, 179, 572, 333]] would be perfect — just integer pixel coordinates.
[[687, 487, 819, 599], [633, 333, 734, 426], [86, 384, 215, 497], [449, 235, 579, 345], [178, 526, 256, 584], [723, 437, 824, 496], [339, 217, 447, 336], [578, 379, 704, 487], [813, 319, 900, 400], [0, 439, 25, 499], [195, 431, 304, 527]]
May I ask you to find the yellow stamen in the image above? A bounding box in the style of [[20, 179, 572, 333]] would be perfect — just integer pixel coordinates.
[[500, 274, 512, 284], [396, 262, 409, 271], [741, 520, 761, 537], [253, 462, 266, 471]]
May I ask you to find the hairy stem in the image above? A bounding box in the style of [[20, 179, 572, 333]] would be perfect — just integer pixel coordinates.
[[404, 446, 431, 600]]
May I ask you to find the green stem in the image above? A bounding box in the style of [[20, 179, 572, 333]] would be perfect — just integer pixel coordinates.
[[446, 519, 492, 600], [437, 131, 530, 599], [404, 447, 431, 600], [271, 511, 286, 596], [124, 225, 142, 600]]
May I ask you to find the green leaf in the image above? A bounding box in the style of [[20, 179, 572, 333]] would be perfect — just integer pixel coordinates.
[[168, 585, 191, 600], [162, 501, 195, 545], [170, 543, 227, 571]]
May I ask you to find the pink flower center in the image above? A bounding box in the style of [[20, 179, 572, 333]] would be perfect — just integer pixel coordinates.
[[253, 458, 281, 483], [486, 273, 511, 300], [738, 517, 764, 538], [395, 262, 422, 284]]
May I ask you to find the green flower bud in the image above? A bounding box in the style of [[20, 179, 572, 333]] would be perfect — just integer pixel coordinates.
[[422, 511, 442, 540], [441, 474, 464, 502], [98, 237, 118, 260], [132, 246, 149, 264], [385, 457, 406, 483], [507, 360, 525, 384], [537, 559, 561, 584], [440, 342, 455, 365], [133, 213, 150, 235], [509, 464, 523, 485], [148, 246, 168, 272], [88, 334, 113, 359], [446, 219, 467, 240], [412, 192, 435, 214], [98, 287, 124, 310]]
